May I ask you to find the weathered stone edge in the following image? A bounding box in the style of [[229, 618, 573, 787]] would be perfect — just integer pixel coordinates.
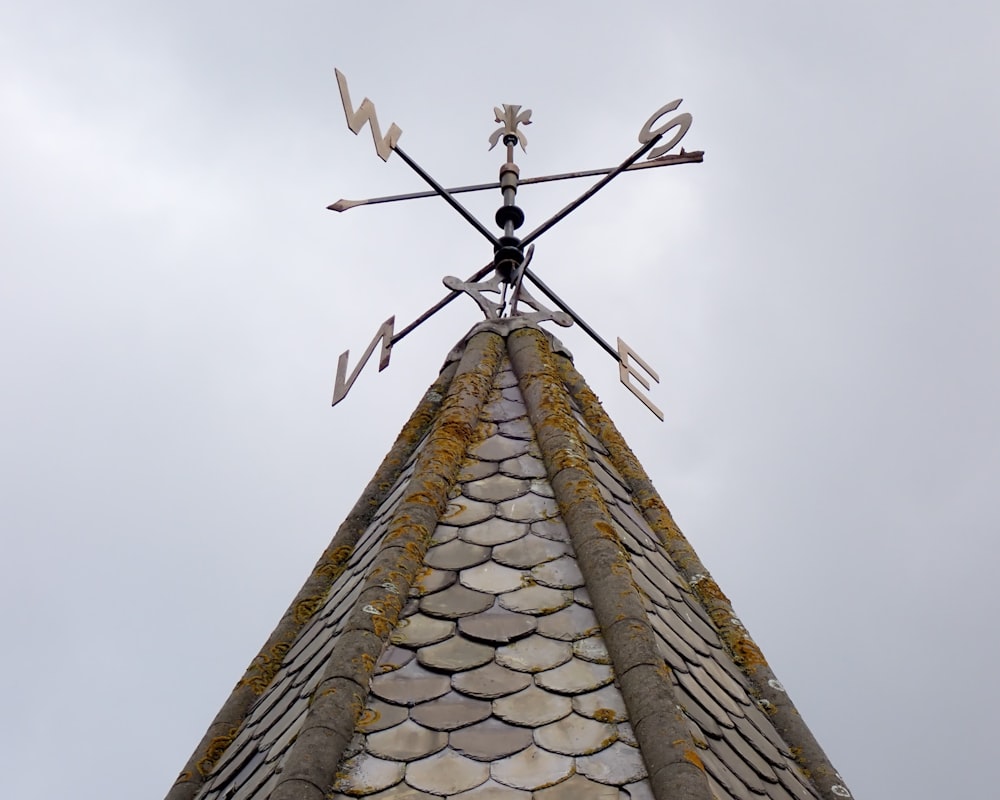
[[508, 326, 712, 800], [556, 355, 853, 800], [165, 360, 460, 800], [270, 330, 504, 800]]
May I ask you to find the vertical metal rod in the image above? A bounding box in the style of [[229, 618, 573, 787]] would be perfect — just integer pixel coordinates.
[[393, 145, 500, 247]]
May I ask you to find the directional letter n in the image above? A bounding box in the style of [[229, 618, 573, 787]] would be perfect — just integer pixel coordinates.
[[332, 317, 395, 406], [335, 69, 402, 162]]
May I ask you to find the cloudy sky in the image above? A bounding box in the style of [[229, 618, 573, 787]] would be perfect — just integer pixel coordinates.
[[2, 2, 998, 797]]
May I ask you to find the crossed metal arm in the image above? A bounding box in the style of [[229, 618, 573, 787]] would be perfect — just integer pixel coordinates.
[[331, 70, 696, 419]]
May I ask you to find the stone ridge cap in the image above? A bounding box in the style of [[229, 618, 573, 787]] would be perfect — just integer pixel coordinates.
[[554, 354, 854, 800], [164, 360, 461, 800], [267, 330, 506, 800], [441, 317, 574, 371], [507, 326, 713, 800]]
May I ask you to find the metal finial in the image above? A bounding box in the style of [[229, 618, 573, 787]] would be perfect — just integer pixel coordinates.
[[488, 104, 532, 151]]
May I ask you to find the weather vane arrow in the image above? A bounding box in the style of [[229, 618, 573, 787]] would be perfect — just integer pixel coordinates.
[[328, 69, 703, 422]]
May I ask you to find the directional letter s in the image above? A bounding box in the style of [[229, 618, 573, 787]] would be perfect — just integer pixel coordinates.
[[638, 99, 692, 161]]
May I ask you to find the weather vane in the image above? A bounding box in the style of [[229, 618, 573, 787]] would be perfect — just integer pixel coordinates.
[[329, 68, 703, 421]]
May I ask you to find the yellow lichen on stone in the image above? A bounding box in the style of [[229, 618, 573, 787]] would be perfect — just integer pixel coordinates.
[[293, 595, 324, 624], [683, 749, 705, 770], [196, 726, 239, 776], [240, 641, 292, 695]]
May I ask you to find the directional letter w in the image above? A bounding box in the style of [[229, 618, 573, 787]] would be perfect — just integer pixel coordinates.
[[335, 69, 402, 162]]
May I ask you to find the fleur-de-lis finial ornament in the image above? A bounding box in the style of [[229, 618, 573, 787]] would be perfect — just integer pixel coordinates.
[[488, 104, 533, 151]]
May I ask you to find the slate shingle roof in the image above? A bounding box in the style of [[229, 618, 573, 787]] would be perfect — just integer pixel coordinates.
[[167, 320, 852, 800]]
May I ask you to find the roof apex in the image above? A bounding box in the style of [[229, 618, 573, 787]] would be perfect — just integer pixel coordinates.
[[168, 324, 851, 800]]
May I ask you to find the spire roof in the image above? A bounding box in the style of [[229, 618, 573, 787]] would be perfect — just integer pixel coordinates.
[[167, 320, 850, 800]]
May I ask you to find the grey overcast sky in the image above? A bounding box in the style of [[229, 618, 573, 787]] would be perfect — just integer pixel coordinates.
[[2, 2, 997, 797]]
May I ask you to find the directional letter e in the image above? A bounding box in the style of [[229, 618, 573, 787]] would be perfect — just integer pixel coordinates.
[[617, 337, 664, 421]]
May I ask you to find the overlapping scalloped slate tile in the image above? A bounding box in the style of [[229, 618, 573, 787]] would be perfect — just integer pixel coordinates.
[[190, 342, 826, 800], [193, 440, 432, 800], [330, 361, 653, 800], [570, 405, 822, 800]]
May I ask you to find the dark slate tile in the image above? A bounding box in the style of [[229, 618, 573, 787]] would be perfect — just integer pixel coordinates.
[[499, 584, 574, 615], [660, 603, 715, 658], [529, 478, 556, 498], [493, 534, 570, 569], [441, 498, 496, 527], [648, 614, 697, 670], [390, 613, 455, 648], [698, 748, 755, 800], [365, 718, 449, 761], [451, 661, 532, 699], [429, 523, 460, 545], [701, 656, 752, 708], [535, 658, 614, 695], [333, 752, 407, 796], [410, 690, 493, 731], [490, 744, 574, 791], [481, 396, 527, 424], [742, 701, 794, 757], [417, 636, 495, 672], [677, 685, 723, 739], [675, 670, 737, 731], [498, 417, 535, 440], [687, 663, 746, 719], [575, 741, 647, 785], [459, 518, 529, 547], [336, 785, 438, 800], [534, 712, 618, 756], [460, 561, 526, 594], [573, 420, 610, 456], [493, 684, 573, 727], [457, 459, 501, 482], [500, 385, 524, 403], [721, 724, 781, 783], [499, 454, 547, 480], [257, 692, 310, 750], [589, 459, 631, 504], [357, 699, 410, 733], [535, 602, 601, 641], [617, 721, 638, 747], [450, 717, 534, 761], [369, 659, 452, 706], [572, 684, 628, 723], [405, 749, 491, 795], [412, 567, 457, 596], [572, 635, 610, 665], [423, 539, 492, 571], [465, 474, 531, 503], [711, 736, 768, 795], [451, 778, 531, 800], [620, 779, 655, 800], [376, 644, 416, 672], [459, 604, 537, 644], [419, 583, 496, 619], [494, 363, 519, 389], [496, 634, 573, 673], [531, 555, 584, 589], [775, 759, 822, 800], [497, 492, 560, 523], [469, 434, 532, 462]]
